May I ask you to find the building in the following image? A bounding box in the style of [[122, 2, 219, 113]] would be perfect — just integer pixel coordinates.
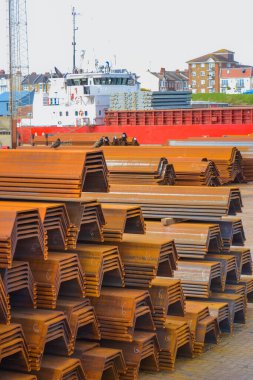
[[0, 70, 9, 94], [0, 91, 34, 117], [187, 49, 238, 93], [140, 68, 189, 92], [220, 67, 253, 94], [21, 73, 51, 93]]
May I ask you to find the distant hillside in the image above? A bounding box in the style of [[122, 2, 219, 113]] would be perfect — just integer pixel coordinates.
[[192, 93, 253, 106]]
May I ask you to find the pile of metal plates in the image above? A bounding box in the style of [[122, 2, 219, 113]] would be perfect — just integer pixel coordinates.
[[91, 288, 155, 341], [0, 150, 109, 197], [73, 245, 125, 297], [73, 341, 127, 380], [156, 317, 193, 370], [0, 323, 31, 372], [102, 145, 244, 185], [174, 261, 223, 298], [146, 221, 223, 259], [149, 277, 185, 328], [168, 135, 253, 181], [102, 204, 145, 242], [0, 206, 47, 268], [0, 275, 10, 324], [35, 355, 86, 380], [1, 261, 37, 308], [28, 253, 86, 309], [115, 234, 177, 287], [56, 298, 101, 344], [106, 157, 176, 185], [87, 185, 242, 219], [102, 331, 160, 379], [109, 91, 191, 110], [11, 309, 72, 370]]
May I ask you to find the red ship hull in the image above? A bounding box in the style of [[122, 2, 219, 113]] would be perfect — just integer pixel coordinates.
[[18, 123, 253, 145]]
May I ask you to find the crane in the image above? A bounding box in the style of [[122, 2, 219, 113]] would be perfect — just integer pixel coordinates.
[[7, 0, 29, 147]]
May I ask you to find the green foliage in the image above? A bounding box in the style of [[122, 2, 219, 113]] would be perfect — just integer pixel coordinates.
[[192, 93, 253, 105]]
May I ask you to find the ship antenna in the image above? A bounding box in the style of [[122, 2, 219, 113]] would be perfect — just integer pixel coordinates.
[[72, 6, 79, 73]]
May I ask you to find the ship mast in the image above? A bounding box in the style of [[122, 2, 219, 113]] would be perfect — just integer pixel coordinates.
[[72, 6, 79, 73]]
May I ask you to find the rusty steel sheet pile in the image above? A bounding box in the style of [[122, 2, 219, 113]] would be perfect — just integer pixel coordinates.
[[69, 244, 125, 297], [27, 253, 86, 309], [1, 261, 37, 308], [84, 185, 242, 220], [11, 309, 73, 370], [156, 317, 193, 370], [0, 371, 37, 379], [0, 207, 47, 268], [101, 331, 160, 379], [0, 150, 109, 198], [106, 157, 176, 186], [112, 234, 177, 287], [91, 288, 155, 342], [102, 204, 145, 242], [146, 221, 223, 259], [0, 201, 76, 251], [1, 147, 253, 379], [168, 135, 253, 181], [101, 145, 244, 185], [56, 298, 101, 345], [73, 341, 127, 380], [0, 323, 31, 372], [65, 200, 105, 244]]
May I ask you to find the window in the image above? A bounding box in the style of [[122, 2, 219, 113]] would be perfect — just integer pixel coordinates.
[[209, 88, 214, 93], [192, 80, 196, 86], [221, 79, 228, 87], [237, 79, 244, 88], [59, 111, 62, 116], [201, 80, 205, 85], [66, 111, 69, 116], [201, 89, 206, 93], [200, 71, 205, 76], [85, 111, 88, 116], [99, 110, 102, 116], [209, 63, 215, 69], [201, 63, 205, 68], [75, 111, 78, 116], [23, 85, 28, 91], [221, 88, 226, 93], [192, 71, 196, 77], [192, 64, 196, 68], [227, 63, 231, 68]]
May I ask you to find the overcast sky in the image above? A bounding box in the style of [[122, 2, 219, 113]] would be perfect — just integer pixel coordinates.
[[0, 0, 253, 76]]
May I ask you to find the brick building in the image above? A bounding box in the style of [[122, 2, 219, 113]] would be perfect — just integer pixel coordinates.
[[187, 49, 238, 93]]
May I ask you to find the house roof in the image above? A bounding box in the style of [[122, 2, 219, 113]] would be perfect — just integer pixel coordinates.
[[187, 49, 236, 64], [151, 70, 189, 81], [221, 67, 253, 79], [22, 73, 50, 85], [0, 91, 34, 103]]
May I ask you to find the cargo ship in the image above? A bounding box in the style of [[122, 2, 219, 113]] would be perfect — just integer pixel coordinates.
[[17, 65, 253, 144]]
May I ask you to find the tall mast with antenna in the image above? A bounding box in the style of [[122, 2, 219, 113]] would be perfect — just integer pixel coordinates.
[[72, 6, 79, 73]]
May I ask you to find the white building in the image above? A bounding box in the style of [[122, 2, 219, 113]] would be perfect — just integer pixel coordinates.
[[0, 71, 9, 94], [220, 67, 253, 94]]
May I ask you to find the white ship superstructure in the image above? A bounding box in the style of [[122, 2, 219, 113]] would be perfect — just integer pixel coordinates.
[[21, 66, 139, 127]]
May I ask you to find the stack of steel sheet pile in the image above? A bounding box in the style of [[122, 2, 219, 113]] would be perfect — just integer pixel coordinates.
[[0, 148, 252, 380], [101, 145, 245, 185], [168, 136, 253, 181]]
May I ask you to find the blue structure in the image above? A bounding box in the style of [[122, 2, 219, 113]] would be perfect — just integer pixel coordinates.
[[0, 91, 34, 116]]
